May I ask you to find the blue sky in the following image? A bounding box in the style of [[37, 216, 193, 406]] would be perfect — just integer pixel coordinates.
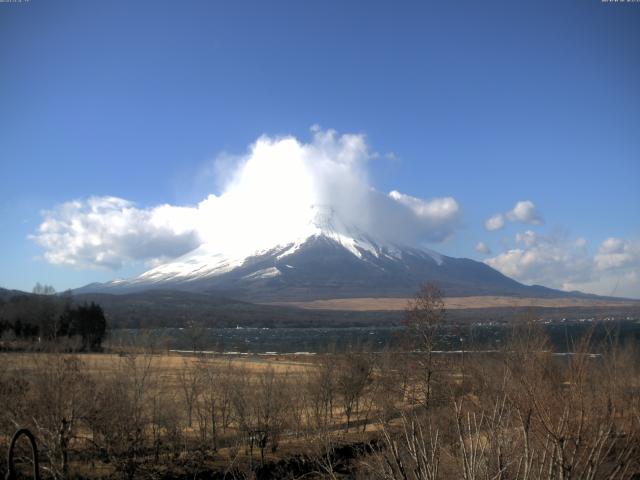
[[1, 0, 639, 297]]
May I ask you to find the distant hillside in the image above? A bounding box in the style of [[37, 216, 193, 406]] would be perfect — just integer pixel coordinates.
[[73, 290, 401, 328], [0, 287, 28, 302], [74, 289, 640, 329], [2, 286, 638, 329]]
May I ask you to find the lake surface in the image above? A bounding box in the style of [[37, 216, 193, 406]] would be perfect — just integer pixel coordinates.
[[107, 319, 640, 354]]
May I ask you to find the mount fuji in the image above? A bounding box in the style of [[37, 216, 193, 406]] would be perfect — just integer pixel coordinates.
[[76, 205, 589, 302]]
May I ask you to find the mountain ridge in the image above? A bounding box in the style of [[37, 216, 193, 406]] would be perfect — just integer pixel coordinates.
[[75, 234, 606, 302], [72, 205, 626, 302]]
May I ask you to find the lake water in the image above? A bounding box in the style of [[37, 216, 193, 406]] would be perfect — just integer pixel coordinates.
[[107, 319, 640, 354]]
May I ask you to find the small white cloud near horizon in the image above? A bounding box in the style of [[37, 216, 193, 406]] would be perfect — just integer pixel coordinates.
[[484, 200, 544, 231], [31, 127, 462, 269], [485, 231, 640, 298], [475, 241, 491, 255]]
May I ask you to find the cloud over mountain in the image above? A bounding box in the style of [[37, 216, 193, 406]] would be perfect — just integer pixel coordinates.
[[31, 128, 461, 269]]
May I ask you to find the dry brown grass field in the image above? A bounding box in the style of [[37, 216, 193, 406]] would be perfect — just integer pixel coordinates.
[[268, 296, 640, 311], [1, 350, 386, 478], [1, 322, 639, 479], [0, 351, 315, 375]]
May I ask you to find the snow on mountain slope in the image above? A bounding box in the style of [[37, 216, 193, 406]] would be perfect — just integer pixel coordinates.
[[121, 204, 441, 286], [77, 204, 578, 301]]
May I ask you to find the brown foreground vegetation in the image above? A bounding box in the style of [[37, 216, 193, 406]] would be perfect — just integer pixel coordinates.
[[1, 322, 639, 479]]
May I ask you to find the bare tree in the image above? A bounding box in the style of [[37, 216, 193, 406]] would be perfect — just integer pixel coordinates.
[[195, 357, 232, 450], [32, 283, 56, 295], [183, 320, 206, 353], [373, 348, 405, 423], [404, 283, 446, 409], [307, 354, 337, 432], [336, 351, 372, 431]]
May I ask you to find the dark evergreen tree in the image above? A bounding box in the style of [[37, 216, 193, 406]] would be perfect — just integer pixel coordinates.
[[67, 302, 107, 351], [0, 290, 107, 350]]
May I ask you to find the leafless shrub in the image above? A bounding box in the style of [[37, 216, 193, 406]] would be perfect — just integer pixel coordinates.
[[19, 356, 92, 479], [177, 357, 202, 429], [230, 365, 291, 467], [87, 352, 156, 479], [364, 413, 440, 480]]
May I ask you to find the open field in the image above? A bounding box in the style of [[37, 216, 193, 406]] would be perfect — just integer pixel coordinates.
[[1, 325, 640, 479], [0, 351, 315, 376], [269, 295, 640, 311]]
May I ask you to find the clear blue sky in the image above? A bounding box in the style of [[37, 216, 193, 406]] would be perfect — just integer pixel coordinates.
[[1, 0, 639, 296]]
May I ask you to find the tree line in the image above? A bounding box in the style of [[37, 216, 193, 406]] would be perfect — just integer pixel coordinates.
[[0, 284, 107, 351]]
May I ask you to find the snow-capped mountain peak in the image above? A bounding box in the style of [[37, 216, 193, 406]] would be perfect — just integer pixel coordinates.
[[131, 204, 401, 286], [78, 202, 549, 302]]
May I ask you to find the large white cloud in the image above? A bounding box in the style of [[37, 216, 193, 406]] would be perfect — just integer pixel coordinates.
[[484, 200, 544, 231], [31, 197, 201, 268], [485, 231, 640, 298], [32, 128, 462, 269]]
